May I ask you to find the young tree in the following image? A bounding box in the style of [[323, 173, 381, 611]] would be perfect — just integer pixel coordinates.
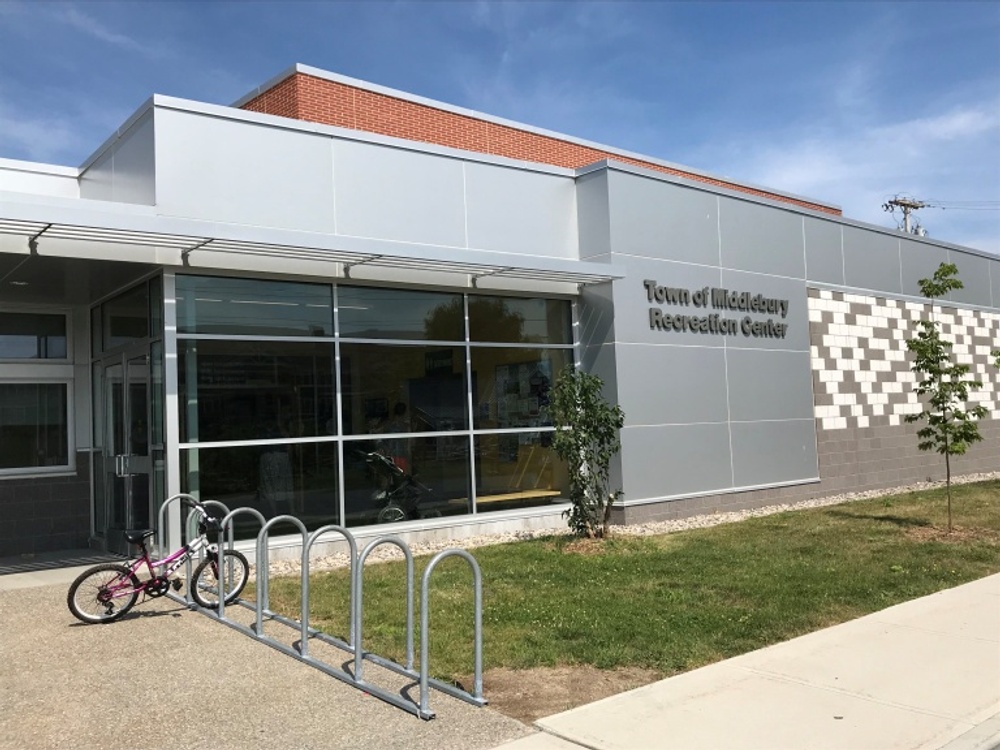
[[548, 367, 625, 539], [905, 263, 988, 532]]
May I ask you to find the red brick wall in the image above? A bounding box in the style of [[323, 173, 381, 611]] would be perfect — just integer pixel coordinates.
[[241, 72, 841, 216]]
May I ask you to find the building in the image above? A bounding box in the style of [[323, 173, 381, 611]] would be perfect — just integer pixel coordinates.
[[2, 64, 998, 559]]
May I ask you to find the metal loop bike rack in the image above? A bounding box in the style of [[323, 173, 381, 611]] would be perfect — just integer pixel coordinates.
[[159, 493, 233, 606], [183, 506, 486, 720], [354, 536, 415, 680], [419, 549, 487, 716]]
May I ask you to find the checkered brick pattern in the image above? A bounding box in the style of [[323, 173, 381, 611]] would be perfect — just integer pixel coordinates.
[[809, 288, 1000, 431]]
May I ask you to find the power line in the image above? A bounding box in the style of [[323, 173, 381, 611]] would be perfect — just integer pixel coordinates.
[[922, 199, 1000, 212]]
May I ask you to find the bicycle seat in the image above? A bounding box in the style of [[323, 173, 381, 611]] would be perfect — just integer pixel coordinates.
[[124, 529, 156, 545]]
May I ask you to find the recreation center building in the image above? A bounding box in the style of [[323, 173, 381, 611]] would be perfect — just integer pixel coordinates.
[[2, 64, 998, 559]]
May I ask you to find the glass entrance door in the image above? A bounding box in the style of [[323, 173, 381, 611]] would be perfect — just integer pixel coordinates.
[[101, 351, 152, 555]]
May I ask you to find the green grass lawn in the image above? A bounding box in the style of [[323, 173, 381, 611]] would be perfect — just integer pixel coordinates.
[[258, 480, 1000, 681]]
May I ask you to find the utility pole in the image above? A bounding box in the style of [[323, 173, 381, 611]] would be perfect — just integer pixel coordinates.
[[882, 196, 928, 235]]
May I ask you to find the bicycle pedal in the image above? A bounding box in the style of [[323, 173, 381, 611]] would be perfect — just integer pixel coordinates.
[[171, 579, 183, 591]]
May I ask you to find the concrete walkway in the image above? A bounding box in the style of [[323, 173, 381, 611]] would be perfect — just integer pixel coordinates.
[[0, 564, 532, 750], [495, 574, 1000, 750], [3, 563, 998, 750]]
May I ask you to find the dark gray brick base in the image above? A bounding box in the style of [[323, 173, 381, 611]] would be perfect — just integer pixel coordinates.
[[0, 453, 91, 557]]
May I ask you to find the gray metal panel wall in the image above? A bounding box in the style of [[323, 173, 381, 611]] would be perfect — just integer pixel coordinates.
[[465, 162, 577, 259], [803, 217, 843, 285], [150, 104, 583, 262], [719, 270, 808, 351], [948, 251, 994, 307], [79, 150, 113, 202], [154, 108, 336, 233], [718, 195, 805, 278], [993, 259, 1000, 308], [900, 239, 950, 298], [593, 167, 818, 508], [0, 165, 79, 199], [730, 419, 818, 487], [80, 111, 155, 205], [611, 255, 723, 346], [578, 282, 616, 361], [842, 226, 902, 294], [606, 171, 720, 266], [614, 343, 730, 427], [620, 423, 734, 499], [333, 139, 466, 247], [576, 170, 611, 262], [726, 349, 814, 422], [808, 218, 999, 313]]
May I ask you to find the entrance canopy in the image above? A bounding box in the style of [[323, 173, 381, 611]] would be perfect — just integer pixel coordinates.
[[0, 192, 621, 302]]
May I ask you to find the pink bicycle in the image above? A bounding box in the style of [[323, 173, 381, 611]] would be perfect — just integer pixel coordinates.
[[67, 506, 249, 624]]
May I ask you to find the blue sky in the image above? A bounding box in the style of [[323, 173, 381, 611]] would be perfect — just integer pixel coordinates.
[[1, 1, 998, 252]]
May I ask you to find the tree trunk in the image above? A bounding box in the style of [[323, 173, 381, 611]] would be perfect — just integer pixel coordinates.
[[945, 449, 953, 533]]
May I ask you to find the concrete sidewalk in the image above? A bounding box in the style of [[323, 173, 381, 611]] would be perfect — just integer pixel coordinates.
[[4, 562, 998, 750], [495, 574, 1000, 750], [0, 564, 533, 750]]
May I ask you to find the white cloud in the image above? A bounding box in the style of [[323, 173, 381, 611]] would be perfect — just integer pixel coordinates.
[[697, 100, 1000, 254], [0, 103, 79, 164], [58, 5, 147, 52]]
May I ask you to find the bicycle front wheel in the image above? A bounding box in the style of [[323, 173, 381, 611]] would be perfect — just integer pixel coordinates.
[[67, 564, 140, 624], [191, 550, 249, 608]]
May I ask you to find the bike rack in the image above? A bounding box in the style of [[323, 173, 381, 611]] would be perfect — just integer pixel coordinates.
[[187, 506, 486, 720], [158, 493, 234, 607]]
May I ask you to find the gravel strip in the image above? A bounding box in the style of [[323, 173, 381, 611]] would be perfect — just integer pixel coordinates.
[[263, 472, 1000, 579]]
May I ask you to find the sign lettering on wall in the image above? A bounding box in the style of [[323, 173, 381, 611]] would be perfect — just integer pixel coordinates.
[[643, 279, 789, 339]]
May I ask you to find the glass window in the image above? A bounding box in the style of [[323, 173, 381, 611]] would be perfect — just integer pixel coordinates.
[[181, 441, 339, 539], [469, 296, 571, 344], [0, 383, 69, 470], [90, 306, 101, 359], [178, 340, 335, 443], [338, 286, 463, 341], [104, 283, 149, 350], [176, 276, 333, 337], [0, 312, 67, 359], [339, 343, 468, 435], [474, 432, 567, 512], [470, 347, 571, 429], [343, 435, 471, 526]]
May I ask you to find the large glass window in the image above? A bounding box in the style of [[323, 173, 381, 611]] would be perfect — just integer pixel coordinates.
[[474, 432, 567, 513], [470, 347, 571, 429], [339, 343, 468, 435], [338, 286, 463, 341], [103, 283, 149, 351], [343, 435, 471, 526], [176, 276, 333, 337], [181, 441, 339, 534], [0, 312, 67, 359], [178, 340, 335, 443], [0, 383, 69, 471], [173, 275, 576, 532], [469, 296, 572, 344]]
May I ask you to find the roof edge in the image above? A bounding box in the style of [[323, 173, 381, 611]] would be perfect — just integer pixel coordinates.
[[233, 64, 840, 214]]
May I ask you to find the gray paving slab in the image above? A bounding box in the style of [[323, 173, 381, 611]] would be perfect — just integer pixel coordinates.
[[0, 579, 534, 750], [499, 574, 1000, 750]]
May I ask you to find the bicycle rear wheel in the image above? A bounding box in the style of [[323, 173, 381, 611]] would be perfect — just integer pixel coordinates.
[[67, 564, 141, 624], [191, 550, 249, 608]]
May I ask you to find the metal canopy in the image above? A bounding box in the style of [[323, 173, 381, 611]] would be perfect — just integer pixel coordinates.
[[0, 212, 620, 287]]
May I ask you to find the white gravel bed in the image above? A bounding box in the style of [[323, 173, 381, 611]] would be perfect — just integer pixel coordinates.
[[261, 472, 1000, 579]]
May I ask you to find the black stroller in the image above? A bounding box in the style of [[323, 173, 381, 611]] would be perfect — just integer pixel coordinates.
[[358, 450, 441, 523]]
